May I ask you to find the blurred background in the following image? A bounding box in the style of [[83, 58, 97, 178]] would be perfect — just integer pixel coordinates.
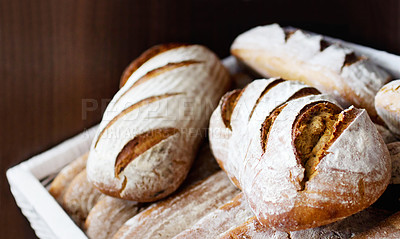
[[1, 0, 399, 237]]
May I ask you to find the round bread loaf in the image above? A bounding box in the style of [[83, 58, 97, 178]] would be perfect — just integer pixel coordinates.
[[375, 79, 400, 137], [209, 78, 391, 231]]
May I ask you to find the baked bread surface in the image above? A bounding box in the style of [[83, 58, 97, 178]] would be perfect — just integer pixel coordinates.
[[113, 171, 239, 239], [87, 44, 231, 202], [209, 78, 391, 231], [49, 153, 88, 204]]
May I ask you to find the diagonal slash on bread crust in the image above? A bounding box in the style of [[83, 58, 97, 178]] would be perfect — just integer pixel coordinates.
[[292, 102, 359, 190], [115, 60, 203, 105], [119, 43, 191, 88], [114, 127, 180, 179], [260, 87, 321, 153], [220, 89, 242, 130], [248, 79, 285, 121], [94, 93, 183, 148]]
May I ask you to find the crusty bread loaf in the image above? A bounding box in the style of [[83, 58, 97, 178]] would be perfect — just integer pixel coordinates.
[[113, 171, 239, 239], [49, 153, 88, 204], [375, 79, 400, 137], [63, 170, 104, 227], [209, 78, 391, 231], [85, 141, 220, 239], [231, 24, 391, 122], [87, 44, 231, 202], [119, 43, 190, 88], [173, 193, 254, 239], [84, 196, 144, 239]]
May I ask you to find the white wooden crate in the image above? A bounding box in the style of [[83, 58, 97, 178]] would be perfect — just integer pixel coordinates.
[[7, 31, 400, 239]]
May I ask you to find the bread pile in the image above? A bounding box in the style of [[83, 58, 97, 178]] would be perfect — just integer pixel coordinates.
[[49, 24, 400, 238]]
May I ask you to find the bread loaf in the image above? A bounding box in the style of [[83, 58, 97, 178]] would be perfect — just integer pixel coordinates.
[[209, 78, 391, 231], [87, 44, 231, 202], [231, 24, 391, 122], [85, 141, 220, 239], [49, 153, 88, 204], [119, 43, 190, 88], [84, 196, 144, 239], [173, 193, 254, 239], [113, 171, 239, 239], [63, 170, 104, 227], [375, 79, 400, 137]]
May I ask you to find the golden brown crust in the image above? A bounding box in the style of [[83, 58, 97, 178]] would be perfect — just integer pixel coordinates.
[[254, 170, 389, 232], [119, 43, 191, 88], [319, 39, 331, 51], [220, 89, 242, 130], [85, 196, 145, 239], [49, 153, 88, 204], [260, 86, 321, 153], [113, 171, 239, 239], [288, 87, 321, 101], [292, 101, 342, 184], [114, 128, 180, 178], [63, 170, 104, 228], [343, 52, 365, 68], [284, 29, 297, 41], [260, 103, 287, 152]]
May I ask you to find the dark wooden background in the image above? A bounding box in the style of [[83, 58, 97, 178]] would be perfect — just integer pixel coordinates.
[[1, 0, 399, 237]]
